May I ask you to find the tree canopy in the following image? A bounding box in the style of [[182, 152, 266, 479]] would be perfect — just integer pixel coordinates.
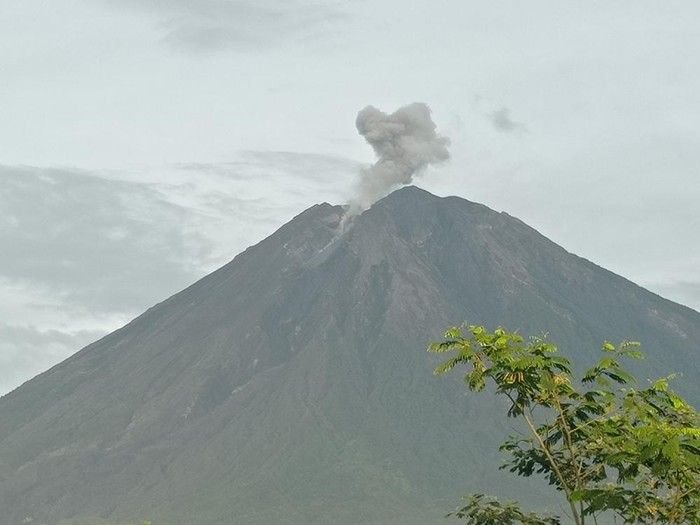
[[429, 325, 700, 525]]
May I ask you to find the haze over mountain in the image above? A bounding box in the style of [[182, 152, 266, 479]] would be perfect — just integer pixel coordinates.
[[0, 186, 698, 524]]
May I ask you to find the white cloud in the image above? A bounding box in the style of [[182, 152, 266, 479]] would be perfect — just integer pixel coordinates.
[[108, 0, 348, 53], [0, 166, 205, 313]]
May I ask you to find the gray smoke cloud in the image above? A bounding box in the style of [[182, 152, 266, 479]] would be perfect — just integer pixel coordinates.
[[350, 102, 450, 212]]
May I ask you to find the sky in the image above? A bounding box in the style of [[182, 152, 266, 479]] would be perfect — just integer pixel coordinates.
[[1, 1, 699, 395]]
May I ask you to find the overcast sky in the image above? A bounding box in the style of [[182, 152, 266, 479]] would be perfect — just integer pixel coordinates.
[[2, 1, 699, 395]]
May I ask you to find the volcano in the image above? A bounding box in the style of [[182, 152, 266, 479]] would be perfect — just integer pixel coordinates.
[[1, 186, 698, 524]]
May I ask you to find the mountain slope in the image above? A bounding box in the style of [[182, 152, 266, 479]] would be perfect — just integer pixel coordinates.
[[0, 186, 698, 524]]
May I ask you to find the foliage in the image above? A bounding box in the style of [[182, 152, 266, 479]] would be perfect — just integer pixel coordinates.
[[448, 494, 559, 525], [429, 325, 700, 525]]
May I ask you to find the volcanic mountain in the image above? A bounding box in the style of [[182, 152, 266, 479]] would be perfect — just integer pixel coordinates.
[[1, 186, 698, 524]]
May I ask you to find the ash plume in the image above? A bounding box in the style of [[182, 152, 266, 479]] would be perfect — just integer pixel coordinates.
[[348, 102, 450, 213]]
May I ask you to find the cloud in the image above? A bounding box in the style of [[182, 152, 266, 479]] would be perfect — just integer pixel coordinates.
[[0, 166, 208, 314], [351, 103, 450, 212], [109, 0, 347, 53], [235, 150, 361, 181], [488, 106, 527, 134], [0, 323, 105, 395]]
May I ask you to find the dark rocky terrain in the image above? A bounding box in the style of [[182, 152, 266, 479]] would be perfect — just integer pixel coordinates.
[[1, 186, 698, 524]]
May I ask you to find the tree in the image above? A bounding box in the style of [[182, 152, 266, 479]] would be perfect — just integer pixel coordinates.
[[428, 325, 700, 525]]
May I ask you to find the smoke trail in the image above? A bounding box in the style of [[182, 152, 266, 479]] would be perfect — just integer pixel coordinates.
[[349, 102, 450, 213]]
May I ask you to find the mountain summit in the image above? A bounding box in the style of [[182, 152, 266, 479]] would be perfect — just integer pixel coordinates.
[[1, 186, 698, 524]]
